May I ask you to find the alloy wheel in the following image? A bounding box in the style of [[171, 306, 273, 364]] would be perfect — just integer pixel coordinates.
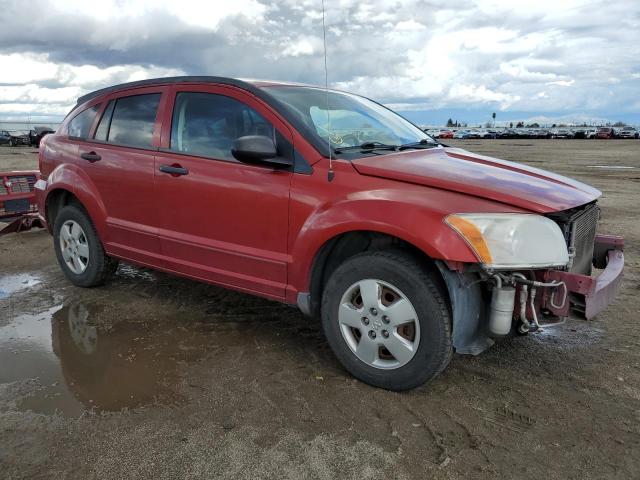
[[59, 220, 90, 274], [338, 279, 420, 369]]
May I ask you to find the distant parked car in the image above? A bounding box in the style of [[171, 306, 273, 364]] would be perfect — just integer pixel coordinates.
[[475, 130, 496, 139], [536, 129, 552, 139], [553, 129, 574, 139], [1, 130, 29, 146], [453, 130, 471, 139], [498, 129, 517, 139], [7, 131, 30, 146], [438, 129, 454, 139], [585, 128, 598, 139], [29, 126, 56, 147], [573, 128, 588, 139], [618, 126, 639, 139], [512, 128, 530, 138], [424, 129, 440, 138], [466, 130, 482, 139], [596, 127, 615, 139], [0, 130, 12, 146]]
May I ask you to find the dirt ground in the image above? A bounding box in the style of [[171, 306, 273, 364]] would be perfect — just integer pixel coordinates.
[[1, 140, 639, 479]]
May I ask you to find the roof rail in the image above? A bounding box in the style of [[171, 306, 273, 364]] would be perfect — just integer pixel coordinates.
[[75, 76, 255, 107]]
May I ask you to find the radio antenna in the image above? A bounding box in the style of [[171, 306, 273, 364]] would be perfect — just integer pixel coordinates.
[[321, 0, 334, 182]]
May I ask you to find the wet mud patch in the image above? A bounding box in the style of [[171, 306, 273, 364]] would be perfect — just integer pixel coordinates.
[[0, 272, 41, 299], [527, 318, 606, 350], [0, 302, 220, 416]]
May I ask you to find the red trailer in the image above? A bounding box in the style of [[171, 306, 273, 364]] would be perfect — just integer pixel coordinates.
[[0, 170, 44, 235]]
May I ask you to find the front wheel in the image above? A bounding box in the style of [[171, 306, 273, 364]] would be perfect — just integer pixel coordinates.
[[53, 204, 118, 287], [321, 250, 452, 391]]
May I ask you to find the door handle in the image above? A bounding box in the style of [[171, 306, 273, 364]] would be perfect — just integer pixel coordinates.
[[80, 151, 101, 162], [159, 164, 189, 176]]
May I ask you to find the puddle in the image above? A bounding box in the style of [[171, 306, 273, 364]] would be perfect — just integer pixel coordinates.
[[0, 302, 217, 416], [0, 273, 41, 299]]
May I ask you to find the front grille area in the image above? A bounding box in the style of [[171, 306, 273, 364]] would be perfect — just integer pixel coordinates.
[[8, 175, 37, 193], [549, 203, 599, 275], [570, 205, 599, 274]]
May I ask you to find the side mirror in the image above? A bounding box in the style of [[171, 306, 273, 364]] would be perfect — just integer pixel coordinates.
[[231, 135, 293, 168]]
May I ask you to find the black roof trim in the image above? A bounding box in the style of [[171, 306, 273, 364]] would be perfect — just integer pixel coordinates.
[[75, 76, 260, 106], [73, 75, 331, 158]]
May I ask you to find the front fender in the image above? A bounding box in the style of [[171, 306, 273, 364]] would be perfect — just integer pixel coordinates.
[[45, 163, 108, 237], [288, 185, 522, 293]]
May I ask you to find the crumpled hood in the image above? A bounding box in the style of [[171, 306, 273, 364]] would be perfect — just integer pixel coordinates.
[[350, 146, 601, 213]]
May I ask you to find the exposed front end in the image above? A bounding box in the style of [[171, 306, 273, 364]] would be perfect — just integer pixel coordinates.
[[440, 202, 624, 354]]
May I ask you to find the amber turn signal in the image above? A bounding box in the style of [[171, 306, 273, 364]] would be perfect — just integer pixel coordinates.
[[444, 215, 494, 264]]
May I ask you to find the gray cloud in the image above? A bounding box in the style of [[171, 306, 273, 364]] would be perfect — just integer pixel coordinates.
[[0, 0, 638, 121]]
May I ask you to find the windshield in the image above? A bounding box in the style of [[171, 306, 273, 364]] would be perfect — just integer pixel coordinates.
[[262, 86, 435, 154]]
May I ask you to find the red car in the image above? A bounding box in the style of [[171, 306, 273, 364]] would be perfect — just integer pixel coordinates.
[[0, 171, 39, 219], [596, 127, 615, 139], [438, 129, 454, 139], [35, 77, 624, 390]]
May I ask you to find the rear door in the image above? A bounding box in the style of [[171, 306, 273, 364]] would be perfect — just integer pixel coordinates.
[[154, 85, 293, 299], [81, 87, 168, 267]]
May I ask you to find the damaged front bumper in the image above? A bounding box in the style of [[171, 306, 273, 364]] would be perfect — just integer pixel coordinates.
[[437, 233, 625, 356], [544, 234, 624, 320]]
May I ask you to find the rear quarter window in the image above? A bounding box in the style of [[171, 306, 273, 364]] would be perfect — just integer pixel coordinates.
[[68, 105, 100, 139]]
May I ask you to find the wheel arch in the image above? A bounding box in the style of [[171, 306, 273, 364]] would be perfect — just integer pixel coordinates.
[[304, 229, 493, 357], [44, 164, 108, 237], [304, 230, 450, 319], [45, 188, 77, 228]]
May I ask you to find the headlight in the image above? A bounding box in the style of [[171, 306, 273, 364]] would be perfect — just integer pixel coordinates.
[[445, 213, 569, 269]]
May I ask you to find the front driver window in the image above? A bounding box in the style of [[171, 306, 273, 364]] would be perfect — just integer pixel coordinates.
[[171, 92, 275, 161]]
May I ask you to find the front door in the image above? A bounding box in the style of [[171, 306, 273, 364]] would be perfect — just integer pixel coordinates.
[[154, 86, 292, 299]]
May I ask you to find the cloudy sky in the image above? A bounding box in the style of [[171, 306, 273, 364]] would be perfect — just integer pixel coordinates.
[[0, 0, 638, 126]]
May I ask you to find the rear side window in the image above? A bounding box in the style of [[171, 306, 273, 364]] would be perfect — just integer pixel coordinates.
[[107, 94, 161, 148], [170, 92, 274, 161], [68, 105, 100, 139]]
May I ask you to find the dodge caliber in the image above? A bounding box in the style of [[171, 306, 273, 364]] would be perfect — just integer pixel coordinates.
[[35, 77, 624, 390]]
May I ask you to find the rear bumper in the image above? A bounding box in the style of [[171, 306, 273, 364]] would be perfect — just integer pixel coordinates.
[[0, 193, 38, 219], [545, 234, 624, 319]]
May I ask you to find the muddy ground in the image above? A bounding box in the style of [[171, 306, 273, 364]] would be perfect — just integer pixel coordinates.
[[1, 140, 639, 479]]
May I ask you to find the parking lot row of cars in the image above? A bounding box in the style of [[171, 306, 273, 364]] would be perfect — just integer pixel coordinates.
[[0, 126, 56, 147], [425, 126, 639, 139], [2, 124, 637, 147]]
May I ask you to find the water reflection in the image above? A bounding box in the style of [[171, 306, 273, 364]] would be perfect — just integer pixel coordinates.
[[0, 273, 41, 299], [0, 302, 213, 416]]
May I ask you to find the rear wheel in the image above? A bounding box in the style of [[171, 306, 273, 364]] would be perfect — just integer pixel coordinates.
[[321, 250, 452, 391], [8, 138, 14, 147], [53, 204, 118, 287]]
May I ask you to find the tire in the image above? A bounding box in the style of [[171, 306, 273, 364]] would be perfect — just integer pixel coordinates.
[[8, 138, 14, 147], [321, 249, 452, 391], [53, 204, 118, 287]]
